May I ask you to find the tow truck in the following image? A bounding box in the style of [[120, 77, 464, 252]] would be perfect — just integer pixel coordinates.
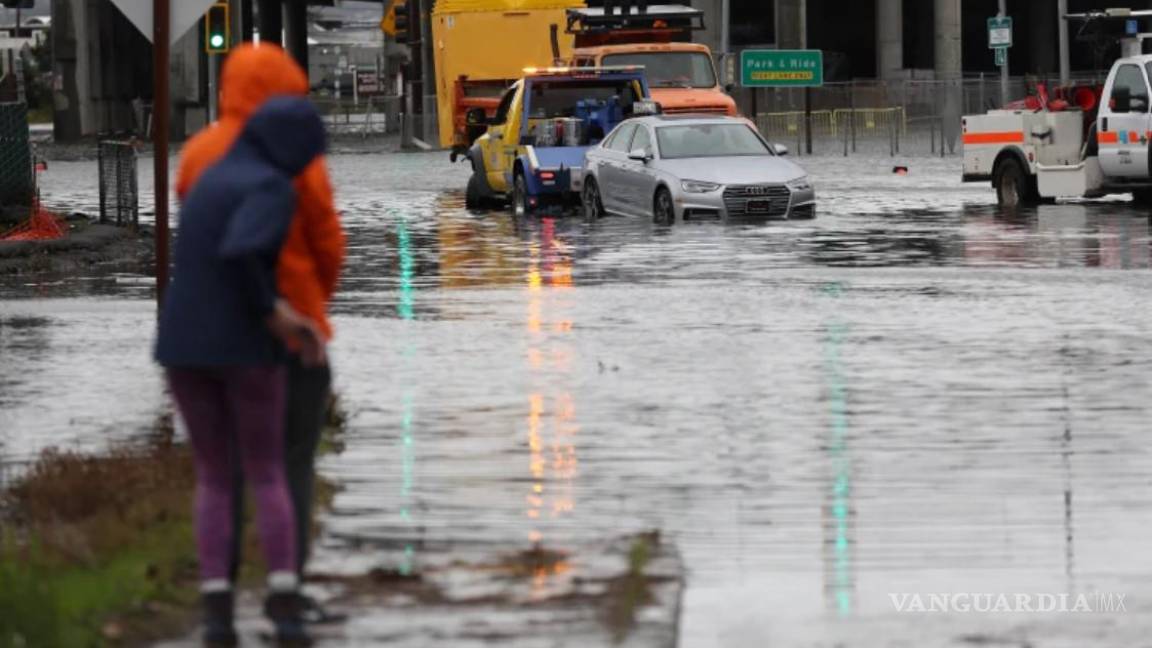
[[564, 2, 738, 117], [463, 67, 654, 214], [963, 9, 1152, 206]]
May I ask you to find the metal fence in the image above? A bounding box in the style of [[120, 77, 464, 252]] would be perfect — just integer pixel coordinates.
[[0, 101, 31, 207], [738, 74, 1104, 156], [97, 140, 138, 227], [313, 95, 401, 137]]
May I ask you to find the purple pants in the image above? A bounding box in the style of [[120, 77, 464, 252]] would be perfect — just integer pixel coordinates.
[[167, 366, 297, 582]]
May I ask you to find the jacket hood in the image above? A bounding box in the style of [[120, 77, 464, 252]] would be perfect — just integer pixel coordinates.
[[220, 43, 309, 120], [240, 97, 327, 175]]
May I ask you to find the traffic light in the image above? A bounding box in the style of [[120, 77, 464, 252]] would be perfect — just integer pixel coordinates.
[[393, 2, 414, 46], [205, 2, 230, 54]]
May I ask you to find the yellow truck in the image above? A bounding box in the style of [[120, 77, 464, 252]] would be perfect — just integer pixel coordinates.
[[432, 0, 585, 153]]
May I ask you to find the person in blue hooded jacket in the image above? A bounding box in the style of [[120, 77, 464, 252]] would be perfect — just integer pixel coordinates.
[[156, 96, 326, 647]]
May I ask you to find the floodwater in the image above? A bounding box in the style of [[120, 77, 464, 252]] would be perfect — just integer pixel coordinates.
[[5, 150, 1152, 646]]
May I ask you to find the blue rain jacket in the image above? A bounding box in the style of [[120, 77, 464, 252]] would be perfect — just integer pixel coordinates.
[[156, 97, 327, 367]]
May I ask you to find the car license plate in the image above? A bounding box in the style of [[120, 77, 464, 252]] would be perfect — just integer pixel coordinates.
[[747, 199, 772, 213]]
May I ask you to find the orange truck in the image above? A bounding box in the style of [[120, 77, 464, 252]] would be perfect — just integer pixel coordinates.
[[564, 3, 737, 117]]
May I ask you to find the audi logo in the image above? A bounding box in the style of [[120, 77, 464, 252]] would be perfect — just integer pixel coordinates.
[[743, 186, 772, 196]]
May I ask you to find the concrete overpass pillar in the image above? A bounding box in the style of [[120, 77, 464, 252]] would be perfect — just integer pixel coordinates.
[[284, 0, 308, 71], [934, 0, 961, 151], [776, 0, 804, 49], [257, 0, 282, 46], [876, 0, 902, 79]]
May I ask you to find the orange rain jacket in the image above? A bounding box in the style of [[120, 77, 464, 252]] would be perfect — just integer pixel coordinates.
[[177, 43, 345, 341]]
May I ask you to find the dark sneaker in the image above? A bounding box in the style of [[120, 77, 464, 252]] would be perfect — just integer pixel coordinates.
[[201, 591, 238, 648], [300, 594, 349, 626], [263, 592, 314, 647]]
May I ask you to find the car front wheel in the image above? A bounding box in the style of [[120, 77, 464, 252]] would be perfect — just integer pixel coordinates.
[[583, 177, 605, 219], [653, 187, 675, 226]]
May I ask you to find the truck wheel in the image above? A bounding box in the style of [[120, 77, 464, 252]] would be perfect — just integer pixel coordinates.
[[582, 177, 605, 219], [653, 187, 676, 226], [993, 157, 1040, 208], [465, 173, 489, 210], [512, 171, 532, 217]]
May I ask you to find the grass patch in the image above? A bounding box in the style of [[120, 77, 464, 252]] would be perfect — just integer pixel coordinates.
[[0, 432, 200, 647], [0, 400, 348, 647], [602, 532, 660, 643]]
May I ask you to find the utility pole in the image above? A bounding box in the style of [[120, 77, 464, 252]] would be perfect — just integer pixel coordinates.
[[154, 0, 171, 305], [801, 0, 811, 155], [999, 0, 1009, 104], [1058, 0, 1070, 84]]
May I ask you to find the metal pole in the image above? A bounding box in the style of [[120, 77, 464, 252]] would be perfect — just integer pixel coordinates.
[[153, 0, 171, 306], [1058, 0, 1070, 84], [720, 0, 730, 58], [208, 55, 218, 122], [808, 91, 814, 151], [999, 0, 1009, 104]]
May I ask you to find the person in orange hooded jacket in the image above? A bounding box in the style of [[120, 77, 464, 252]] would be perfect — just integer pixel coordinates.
[[177, 43, 345, 623]]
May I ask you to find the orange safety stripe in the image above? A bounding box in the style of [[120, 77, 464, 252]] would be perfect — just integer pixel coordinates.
[[962, 131, 1025, 145], [1097, 131, 1119, 144]]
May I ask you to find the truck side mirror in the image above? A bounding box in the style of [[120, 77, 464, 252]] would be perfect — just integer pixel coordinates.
[[1112, 86, 1132, 113], [465, 107, 489, 127]]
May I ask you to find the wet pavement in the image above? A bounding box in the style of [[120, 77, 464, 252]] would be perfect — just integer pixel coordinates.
[[5, 150, 1152, 646]]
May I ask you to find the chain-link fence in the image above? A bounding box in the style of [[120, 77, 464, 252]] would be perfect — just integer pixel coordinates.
[[97, 140, 138, 228], [0, 102, 32, 208], [737, 74, 1104, 157]]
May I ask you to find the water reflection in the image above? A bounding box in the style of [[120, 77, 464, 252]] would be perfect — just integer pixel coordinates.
[[523, 217, 580, 599], [396, 214, 420, 575], [820, 283, 855, 617], [963, 206, 1152, 269]]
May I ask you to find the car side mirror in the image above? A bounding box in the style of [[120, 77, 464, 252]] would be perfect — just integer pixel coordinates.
[[1112, 86, 1132, 113], [465, 107, 489, 127], [724, 83, 735, 93], [628, 148, 652, 162], [773, 143, 789, 156]]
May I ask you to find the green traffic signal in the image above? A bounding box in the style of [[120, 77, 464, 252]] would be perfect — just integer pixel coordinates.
[[205, 2, 230, 54]]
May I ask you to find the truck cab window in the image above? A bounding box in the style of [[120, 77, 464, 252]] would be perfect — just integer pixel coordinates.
[[1112, 64, 1149, 111]]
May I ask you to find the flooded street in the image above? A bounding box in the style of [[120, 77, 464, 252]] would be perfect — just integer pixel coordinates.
[[4, 150, 1152, 645]]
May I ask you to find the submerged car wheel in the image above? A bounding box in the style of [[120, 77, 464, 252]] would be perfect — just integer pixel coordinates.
[[583, 177, 605, 219], [465, 174, 489, 210], [512, 171, 531, 217], [993, 156, 1039, 208], [653, 187, 675, 226]]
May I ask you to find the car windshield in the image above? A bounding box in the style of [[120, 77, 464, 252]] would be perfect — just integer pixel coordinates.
[[601, 52, 717, 89], [656, 123, 772, 159]]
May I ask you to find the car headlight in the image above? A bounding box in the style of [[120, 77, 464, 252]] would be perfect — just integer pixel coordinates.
[[681, 180, 721, 193], [787, 176, 813, 192]]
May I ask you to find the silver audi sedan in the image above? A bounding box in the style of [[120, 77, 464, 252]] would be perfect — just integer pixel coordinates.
[[581, 115, 815, 224]]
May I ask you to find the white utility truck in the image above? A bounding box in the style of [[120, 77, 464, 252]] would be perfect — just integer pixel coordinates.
[[963, 9, 1152, 206]]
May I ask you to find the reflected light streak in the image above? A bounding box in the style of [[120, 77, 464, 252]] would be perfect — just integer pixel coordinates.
[[397, 216, 417, 575], [822, 282, 854, 617]]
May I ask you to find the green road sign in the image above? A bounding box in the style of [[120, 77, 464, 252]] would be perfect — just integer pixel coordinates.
[[994, 47, 1007, 67], [988, 16, 1012, 49], [740, 49, 824, 88]]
